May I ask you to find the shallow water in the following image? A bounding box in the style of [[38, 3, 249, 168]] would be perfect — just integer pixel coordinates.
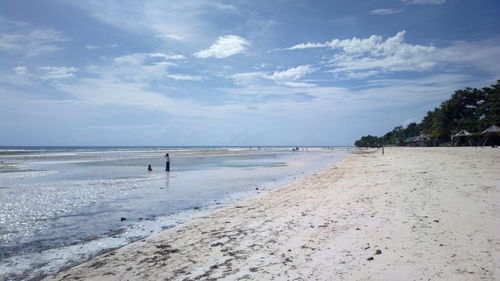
[[0, 146, 349, 280]]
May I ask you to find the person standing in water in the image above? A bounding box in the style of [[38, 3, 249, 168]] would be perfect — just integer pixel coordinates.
[[165, 153, 170, 172]]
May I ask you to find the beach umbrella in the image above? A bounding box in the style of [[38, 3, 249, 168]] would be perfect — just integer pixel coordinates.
[[481, 125, 500, 146]]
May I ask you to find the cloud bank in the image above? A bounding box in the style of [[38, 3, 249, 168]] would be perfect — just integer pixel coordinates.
[[284, 31, 437, 78]]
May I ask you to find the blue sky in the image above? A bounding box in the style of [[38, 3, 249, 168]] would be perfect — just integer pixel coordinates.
[[1, 0, 499, 146]]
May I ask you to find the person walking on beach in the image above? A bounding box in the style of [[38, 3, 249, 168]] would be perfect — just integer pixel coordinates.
[[165, 153, 170, 172]]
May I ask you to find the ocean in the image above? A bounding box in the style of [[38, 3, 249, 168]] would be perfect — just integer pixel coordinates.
[[0, 146, 349, 280]]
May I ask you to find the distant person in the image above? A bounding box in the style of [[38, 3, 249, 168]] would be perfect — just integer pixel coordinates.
[[165, 153, 170, 172], [147, 164, 153, 171], [381, 144, 384, 156]]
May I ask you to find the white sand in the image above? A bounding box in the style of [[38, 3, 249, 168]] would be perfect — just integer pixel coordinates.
[[45, 147, 499, 281]]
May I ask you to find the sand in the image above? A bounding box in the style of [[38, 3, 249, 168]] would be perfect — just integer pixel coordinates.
[[44, 147, 499, 281]]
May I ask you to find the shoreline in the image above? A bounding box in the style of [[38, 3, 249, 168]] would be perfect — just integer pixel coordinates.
[[43, 147, 499, 280], [1, 148, 348, 281]]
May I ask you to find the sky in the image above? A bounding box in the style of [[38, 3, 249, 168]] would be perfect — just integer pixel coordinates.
[[1, 0, 499, 146]]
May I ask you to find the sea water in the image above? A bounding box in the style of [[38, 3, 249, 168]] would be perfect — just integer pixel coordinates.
[[0, 146, 349, 280]]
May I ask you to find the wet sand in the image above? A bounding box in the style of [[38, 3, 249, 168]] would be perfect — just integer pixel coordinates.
[[44, 147, 499, 281]]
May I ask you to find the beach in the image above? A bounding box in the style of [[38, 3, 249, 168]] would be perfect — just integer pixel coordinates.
[[44, 147, 499, 280], [0, 147, 348, 280]]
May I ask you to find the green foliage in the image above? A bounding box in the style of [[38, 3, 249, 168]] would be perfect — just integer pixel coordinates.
[[354, 80, 500, 147], [354, 135, 380, 147]]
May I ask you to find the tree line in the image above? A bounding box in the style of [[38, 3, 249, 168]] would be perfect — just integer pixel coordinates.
[[354, 80, 500, 147]]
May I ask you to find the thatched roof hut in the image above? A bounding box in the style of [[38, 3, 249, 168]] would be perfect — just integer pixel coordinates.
[[481, 125, 500, 146], [454, 130, 472, 137], [404, 135, 429, 147], [481, 125, 500, 134], [453, 130, 473, 146]]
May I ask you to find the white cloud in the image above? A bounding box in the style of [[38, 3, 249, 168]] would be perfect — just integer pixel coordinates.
[[370, 8, 403, 15], [280, 81, 316, 88], [13, 66, 28, 75], [0, 19, 69, 57], [434, 39, 500, 77], [282, 32, 500, 81], [38, 66, 78, 80], [284, 31, 436, 78], [85, 44, 99, 50], [402, 0, 446, 4], [268, 65, 315, 82], [73, 52, 210, 91], [230, 72, 267, 86], [194, 35, 250, 59], [53, 77, 206, 117], [113, 52, 181, 64], [85, 43, 118, 50], [149, 53, 185, 60], [329, 31, 436, 74], [85, 52, 185, 82], [167, 74, 204, 81], [335, 70, 380, 80], [157, 33, 184, 41], [12, 66, 78, 80], [69, 1, 237, 44], [254, 63, 271, 70], [230, 66, 315, 88], [284, 42, 327, 51]]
